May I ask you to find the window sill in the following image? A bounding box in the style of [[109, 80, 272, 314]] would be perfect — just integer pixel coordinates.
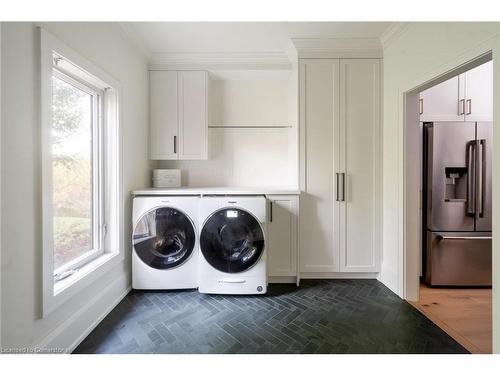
[[54, 252, 118, 296]]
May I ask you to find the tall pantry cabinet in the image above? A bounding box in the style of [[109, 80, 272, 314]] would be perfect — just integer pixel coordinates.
[[299, 58, 381, 276]]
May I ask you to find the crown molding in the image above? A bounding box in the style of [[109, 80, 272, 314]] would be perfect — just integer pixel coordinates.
[[148, 52, 292, 71], [379, 22, 413, 49], [291, 38, 382, 59], [116, 23, 152, 61]]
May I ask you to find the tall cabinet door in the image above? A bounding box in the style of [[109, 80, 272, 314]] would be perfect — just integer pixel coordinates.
[[465, 61, 493, 122], [299, 59, 340, 273], [178, 71, 208, 160], [149, 71, 178, 160], [339, 59, 381, 272]]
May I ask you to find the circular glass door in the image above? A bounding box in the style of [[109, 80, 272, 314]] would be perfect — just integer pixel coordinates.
[[133, 207, 195, 269], [200, 208, 264, 273]]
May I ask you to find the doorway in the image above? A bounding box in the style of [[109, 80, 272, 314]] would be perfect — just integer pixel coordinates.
[[403, 53, 493, 353]]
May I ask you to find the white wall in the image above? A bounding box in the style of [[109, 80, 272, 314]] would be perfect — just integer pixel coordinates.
[[158, 127, 296, 188], [210, 78, 289, 126], [381, 22, 500, 352], [0, 22, 150, 350]]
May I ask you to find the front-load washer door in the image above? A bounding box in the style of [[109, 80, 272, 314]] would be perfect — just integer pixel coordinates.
[[200, 208, 264, 273], [133, 207, 196, 269]]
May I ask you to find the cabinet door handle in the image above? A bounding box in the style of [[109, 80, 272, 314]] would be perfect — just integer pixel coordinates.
[[419, 98, 423, 115], [341, 173, 346, 202], [173, 135, 177, 154], [269, 201, 273, 222], [336, 173, 346, 202], [466, 99, 472, 115], [459, 99, 465, 115], [336, 173, 340, 201]]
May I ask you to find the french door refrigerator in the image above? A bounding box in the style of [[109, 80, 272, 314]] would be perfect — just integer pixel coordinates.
[[423, 121, 492, 286]]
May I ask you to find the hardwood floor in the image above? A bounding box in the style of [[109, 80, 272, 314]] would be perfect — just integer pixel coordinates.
[[410, 283, 492, 354]]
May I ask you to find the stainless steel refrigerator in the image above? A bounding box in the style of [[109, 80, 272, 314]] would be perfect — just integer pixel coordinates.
[[423, 121, 492, 286]]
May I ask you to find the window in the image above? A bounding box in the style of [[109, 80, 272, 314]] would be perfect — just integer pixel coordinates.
[[51, 65, 104, 278], [41, 29, 122, 317]]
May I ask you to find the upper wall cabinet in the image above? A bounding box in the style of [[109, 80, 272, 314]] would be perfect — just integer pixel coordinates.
[[419, 75, 463, 122], [464, 61, 493, 122], [150, 71, 178, 159], [420, 61, 492, 122], [150, 70, 208, 160]]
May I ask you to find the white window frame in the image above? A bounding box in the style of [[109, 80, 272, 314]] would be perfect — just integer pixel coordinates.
[[40, 29, 123, 317], [51, 69, 105, 279]]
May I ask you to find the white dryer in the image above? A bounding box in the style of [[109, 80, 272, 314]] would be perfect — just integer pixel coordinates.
[[132, 196, 199, 290], [198, 196, 267, 294]]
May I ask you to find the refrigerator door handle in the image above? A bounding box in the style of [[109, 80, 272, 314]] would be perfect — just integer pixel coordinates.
[[477, 139, 486, 218], [466, 141, 476, 217], [437, 235, 492, 241]]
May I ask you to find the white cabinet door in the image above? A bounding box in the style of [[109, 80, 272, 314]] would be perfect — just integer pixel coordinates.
[[299, 59, 340, 273], [178, 71, 208, 160], [420, 75, 464, 122], [267, 195, 298, 277], [465, 60, 493, 122], [149, 71, 178, 160], [339, 59, 381, 272]]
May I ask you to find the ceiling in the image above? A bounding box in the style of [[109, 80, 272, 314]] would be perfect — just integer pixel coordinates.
[[121, 22, 393, 55]]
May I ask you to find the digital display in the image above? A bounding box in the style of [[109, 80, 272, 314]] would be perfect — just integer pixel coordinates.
[[226, 210, 238, 218]]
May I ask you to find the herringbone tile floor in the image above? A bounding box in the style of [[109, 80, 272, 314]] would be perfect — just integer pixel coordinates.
[[73, 280, 469, 354]]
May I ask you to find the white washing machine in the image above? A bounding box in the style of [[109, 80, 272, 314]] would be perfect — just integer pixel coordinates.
[[132, 196, 199, 290], [198, 196, 267, 294]]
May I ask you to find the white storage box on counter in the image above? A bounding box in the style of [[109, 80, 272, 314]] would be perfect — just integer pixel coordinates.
[[152, 169, 181, 188]]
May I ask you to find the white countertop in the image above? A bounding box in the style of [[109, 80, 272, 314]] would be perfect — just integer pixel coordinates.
[[132, 187, 301, 196]]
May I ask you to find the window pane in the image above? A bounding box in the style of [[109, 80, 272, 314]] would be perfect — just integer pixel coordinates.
[[52, 75, 94, 270]]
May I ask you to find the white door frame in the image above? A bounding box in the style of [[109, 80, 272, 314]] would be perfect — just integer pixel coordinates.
[[401, 46, 495, 302]]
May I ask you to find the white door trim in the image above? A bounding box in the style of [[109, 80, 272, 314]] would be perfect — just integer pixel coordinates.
[[400, 39, 497, 303]]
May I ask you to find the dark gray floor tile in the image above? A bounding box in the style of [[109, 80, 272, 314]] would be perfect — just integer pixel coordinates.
[[73, 280, 469, 354]]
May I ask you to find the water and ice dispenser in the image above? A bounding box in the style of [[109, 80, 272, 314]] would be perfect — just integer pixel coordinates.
[[444, 167, 467, 202]]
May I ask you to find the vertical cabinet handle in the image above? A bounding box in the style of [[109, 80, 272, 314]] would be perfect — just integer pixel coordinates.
[[419, 98, 423, 115], [336, 173, 346, 202], [459, 99, 465, 115], [269, 201, 273, 222], [466, 99, 472, 115], [336, 173, 340, 201], [341, 173, 346, 202], [173, 135, 177, 154]]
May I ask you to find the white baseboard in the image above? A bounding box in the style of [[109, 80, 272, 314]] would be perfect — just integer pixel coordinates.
[[34, 273, 131, 353], [67, 285, 131, 353], [300, 272, 379, 279], [268, 276, 297, 284]]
